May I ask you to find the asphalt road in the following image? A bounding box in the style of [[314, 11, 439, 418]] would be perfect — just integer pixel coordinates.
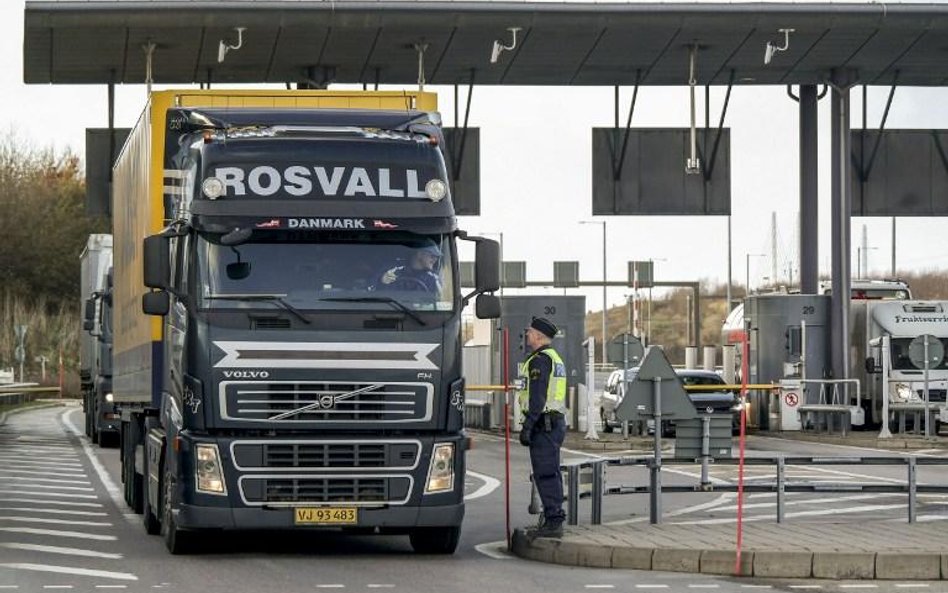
[[2, 404, 948, 593]]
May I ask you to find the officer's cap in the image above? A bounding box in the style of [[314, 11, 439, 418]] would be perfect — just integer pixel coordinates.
[[529, 317, 558, 339], [416, 240, 442, 258]]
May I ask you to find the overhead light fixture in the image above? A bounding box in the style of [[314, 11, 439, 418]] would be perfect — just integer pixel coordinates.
[[764, 28, 795, 65], [490, 27, 522, 64], [218, 27, 246, 64]]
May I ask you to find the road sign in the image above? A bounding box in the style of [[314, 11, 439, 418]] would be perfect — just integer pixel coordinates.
[[606, 333, 645, 366], [14, 346, 25, 364], [909, 334, 944, 370], [14, 324, 27, 343], [614, 346, 697, 421], [784, 392, 799, 407]]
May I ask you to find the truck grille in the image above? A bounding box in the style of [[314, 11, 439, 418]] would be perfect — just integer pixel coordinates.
[[219, 381, 433, 424], [239, 475, 412, 505], [231, 440, 421, 470]]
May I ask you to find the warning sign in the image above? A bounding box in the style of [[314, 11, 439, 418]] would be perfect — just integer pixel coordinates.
[[784, 392, 799, 407]]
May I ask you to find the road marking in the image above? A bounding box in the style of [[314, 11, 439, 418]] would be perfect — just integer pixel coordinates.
[[0, 516, 112, 527], [671, 503, 907, 525], [687, 586, 720, 589], [0, 527, 117, 541], [0, 498, 103, 508], [473, 540, 513, 560], [585, 586, 615, 589], [838, 585, 878, 589], [787, 586, 822, 590], [0, 477, 91, 486], [0, 490, 98, 500], [0, 459, 83, 468], [0, 483, 92, 492], [315, 586, 345, 589], [0, 564, 136, 581], [94, 587, 128, 589], [366, 586, 395, 589], [41, 586, 72, 590], [0, 543, 122, 559], [634, 586, 669, 590], [1, 508, 107, 517], [740, 586, 772, 590], [610, 494, 735, 525], [61, 410, 131, 523], [0, 469, 88, 478], [894, 585, 930, 589], [465, 470, 501, 501]]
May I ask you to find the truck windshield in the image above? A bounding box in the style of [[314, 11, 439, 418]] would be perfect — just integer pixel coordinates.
[[890, 337, 948, 371], [196, 230, 455, 313]]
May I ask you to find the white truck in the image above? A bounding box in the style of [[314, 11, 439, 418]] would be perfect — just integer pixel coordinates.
[[79, 234, 115, 443], [860, 300, 948, 430]]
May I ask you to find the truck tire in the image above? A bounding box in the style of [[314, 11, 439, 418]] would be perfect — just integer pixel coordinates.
[[161, 465, 193, 554], [408, 526, 460, 554]]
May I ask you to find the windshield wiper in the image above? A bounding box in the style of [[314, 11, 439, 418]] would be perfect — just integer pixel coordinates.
[[205, 293, 311, 325], [319, 296, 426, 326]]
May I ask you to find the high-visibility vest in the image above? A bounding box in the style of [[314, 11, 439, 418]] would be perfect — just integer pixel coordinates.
[[517, 347, 567, 419]]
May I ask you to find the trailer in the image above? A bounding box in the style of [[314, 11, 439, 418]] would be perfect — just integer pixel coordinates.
[[80, 234, 116, 443]]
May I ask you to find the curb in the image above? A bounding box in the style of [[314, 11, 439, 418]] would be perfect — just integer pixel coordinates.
[[511, 528, 948, 580]]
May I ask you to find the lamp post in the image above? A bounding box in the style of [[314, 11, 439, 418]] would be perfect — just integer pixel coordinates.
[[580, 220, 607, 364], [856, 246, 878, 279], [746, 253, 766, 296]]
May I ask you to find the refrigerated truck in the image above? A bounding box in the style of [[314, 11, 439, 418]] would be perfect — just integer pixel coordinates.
[[111, 89, 500, 554], [80, 234, 117, 443]]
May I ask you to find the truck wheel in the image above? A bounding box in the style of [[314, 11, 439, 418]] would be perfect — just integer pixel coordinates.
[[600, 409, 614, 433], [161, 465, 193, 554], [409, 526, 460, 554]]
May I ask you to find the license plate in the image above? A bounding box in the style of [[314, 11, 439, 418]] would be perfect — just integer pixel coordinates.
[[294, 507, 358, 525]]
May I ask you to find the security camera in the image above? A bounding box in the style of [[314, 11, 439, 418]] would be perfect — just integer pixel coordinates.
[[218, 40, 228, 64], [217, 27, 246, 64], [490, 41, 503, 64], [764, 42, 775, 66]]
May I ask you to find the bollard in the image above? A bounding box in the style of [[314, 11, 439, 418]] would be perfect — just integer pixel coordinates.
[[591, 461, 604, 525], [567, 465, 580, 525], [908, 456, 917, 523], [700, 415, 711, 488], [777, 456, 785, 523]]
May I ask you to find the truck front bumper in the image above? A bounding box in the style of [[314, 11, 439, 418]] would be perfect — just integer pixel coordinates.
[[175, 501, 463, 531]]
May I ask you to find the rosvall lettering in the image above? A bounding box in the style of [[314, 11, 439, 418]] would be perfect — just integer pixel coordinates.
[[214, 166, 430, 198], [223, 370, 270, 379]]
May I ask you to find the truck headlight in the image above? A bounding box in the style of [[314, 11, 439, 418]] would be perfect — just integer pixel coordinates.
[[894, 383, 914, 402], [105, 392, 114, 403], [425, 443, 455, 494], [195, 443, 227, 495]]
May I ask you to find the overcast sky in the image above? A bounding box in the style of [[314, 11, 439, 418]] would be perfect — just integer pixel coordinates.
[[6, 0, 948, 315]]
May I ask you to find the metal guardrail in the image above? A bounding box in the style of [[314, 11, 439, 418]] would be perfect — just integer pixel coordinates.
[[0, 384, 58, 406], [550, 454, 948, 526]]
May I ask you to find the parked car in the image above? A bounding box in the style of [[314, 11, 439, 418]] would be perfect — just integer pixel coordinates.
[[600, 368, 741, 435]]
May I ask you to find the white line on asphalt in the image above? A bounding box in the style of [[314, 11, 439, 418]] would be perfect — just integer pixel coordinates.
[[0, 490, 98, 500], [670, 503, 907, 525], [473, 540, 513, 560], [634, 586, 669, 589], [366, 586, 395, 589], [0, 543, 122, 559], [1, 508, 107, 517], [740, 586, 773, 589], [838, 585, 878, 589], [465, 470, 501, 502], [94, 586, 128, 589], [0, 516, 112, 527], [61, 410, 132, 523], [609, 494, 735, 525], [0, 476, 92, 486], [0, 564, 136, 581], [41, 586, 72, 589], [894, 585, 931, 589], [584, 585, 615, 589], [687, 586, 720, 589], [703, 493, 903, 512], [315, 585, 345, 589], [0, 586, 19, 589], [0, 483, 92, 492], [787, 586, 822, 590], [0, 469, 88, 478], [0, 499, 103, 508], [0, 527, 116, 541], [0, 458, 83, 468]]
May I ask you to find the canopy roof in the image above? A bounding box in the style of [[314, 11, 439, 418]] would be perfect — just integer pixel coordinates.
[[23, 2, 948, 86]]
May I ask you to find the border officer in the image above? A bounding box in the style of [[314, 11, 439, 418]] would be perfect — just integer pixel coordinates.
[[517, 317, 567, 538]]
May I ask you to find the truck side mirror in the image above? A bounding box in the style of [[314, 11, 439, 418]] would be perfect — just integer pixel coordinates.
[[83, 298, 95, 324], [475, 294, 501, 319], [865, 356, 876, 374], [474, 239, 500, 293], [143, 235, 170, 289], [142, 291, 170, 316]]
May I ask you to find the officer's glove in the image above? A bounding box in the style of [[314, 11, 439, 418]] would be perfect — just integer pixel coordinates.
[[518, 426, 531, 447], [381, 268, 398, 285]]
